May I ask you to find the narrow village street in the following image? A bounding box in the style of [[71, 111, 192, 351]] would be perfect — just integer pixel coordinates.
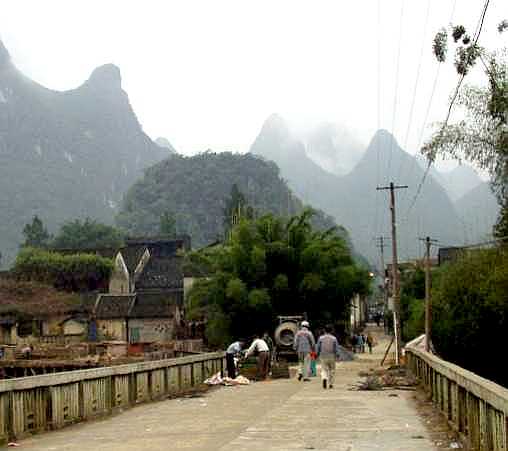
[[9, 327, 445, 451]]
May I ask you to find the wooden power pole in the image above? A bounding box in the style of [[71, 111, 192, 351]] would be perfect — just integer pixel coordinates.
[[377, 182, 408, 365], [419, 236, 438, 352], [375, 236, 390, 310]]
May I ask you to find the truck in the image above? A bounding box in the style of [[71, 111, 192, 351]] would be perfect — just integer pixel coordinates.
[[273, 315, 304, 362]]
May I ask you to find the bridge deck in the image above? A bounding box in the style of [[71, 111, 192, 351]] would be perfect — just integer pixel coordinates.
[[10, 329, 442, 450]]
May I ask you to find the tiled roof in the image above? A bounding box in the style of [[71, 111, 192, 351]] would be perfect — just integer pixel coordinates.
[[119, 244, 147, 275], [95, 294, 136, 319], [126, 236, 191, 257], [135, 256, 184, 290], [129, 291, 182, 318]]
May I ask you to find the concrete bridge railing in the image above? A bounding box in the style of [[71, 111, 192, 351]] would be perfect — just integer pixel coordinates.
[[0, 351, 225, 444], [406, 346, 508, 451]]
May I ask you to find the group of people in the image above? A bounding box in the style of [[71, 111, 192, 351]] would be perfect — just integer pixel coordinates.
[[225, 332, 273, 381], [294, 321, 340, 389], [351, 332, 374, 354], [227, 322, 371, 390]]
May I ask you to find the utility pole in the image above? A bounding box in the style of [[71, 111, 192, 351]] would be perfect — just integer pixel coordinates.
[[419, 236, 438, 352], [377, 182, 408, 365], [375, 236, 390, 311]]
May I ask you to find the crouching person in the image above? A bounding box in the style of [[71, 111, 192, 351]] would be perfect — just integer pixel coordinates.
[[317, 325, 340, 389], [226, 340, 245, 378]]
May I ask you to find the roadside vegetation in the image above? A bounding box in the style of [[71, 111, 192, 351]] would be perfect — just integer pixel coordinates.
[[431, 248, 508, 387]]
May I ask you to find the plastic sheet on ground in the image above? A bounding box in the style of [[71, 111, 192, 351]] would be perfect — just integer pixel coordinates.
[[204, 372, 250, 386]]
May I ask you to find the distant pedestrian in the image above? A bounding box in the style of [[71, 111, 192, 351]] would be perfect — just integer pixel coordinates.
[[361, 334, 367, 353], [317, 325, 340, 389], [294, 320, 315, 381], [225, 340, 245, 379], [357, 334, 365, 353], [245, 335, 270, 380], [366, 333, 374, 354], [351, 334, 357, 353], [21, 344, 33, 360]]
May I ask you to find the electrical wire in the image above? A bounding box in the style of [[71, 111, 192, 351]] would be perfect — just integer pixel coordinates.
[[395, 0, 431, 182], [406, 0, 491, 215], [387, 0, 405, 178]]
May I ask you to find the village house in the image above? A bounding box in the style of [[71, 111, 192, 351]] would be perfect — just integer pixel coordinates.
[[93, 237, 189, 344], [0, 237, 192, 348]]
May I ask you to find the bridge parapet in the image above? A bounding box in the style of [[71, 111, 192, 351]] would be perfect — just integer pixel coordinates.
[[406, 346, 508, 451], [0, 352, 225, 444]]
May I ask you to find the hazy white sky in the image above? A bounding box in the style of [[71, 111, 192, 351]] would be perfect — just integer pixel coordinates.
[[1, 0, 507, 171]]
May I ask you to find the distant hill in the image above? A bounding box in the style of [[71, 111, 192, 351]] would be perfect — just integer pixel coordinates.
[[439, 165, 483, 202], [305, 122, 364, 176], [455, 182, 500, 242], [250, 115, 339, 213], [0, 40, 168, 267], [251, 115, 466, 264], [415, 155, 484, 202], [116, 152, 343, 248], [155, 137, 177, 154]]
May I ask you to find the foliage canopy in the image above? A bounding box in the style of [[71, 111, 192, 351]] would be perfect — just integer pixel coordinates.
[[14, 247, 114, 292], [186, 210, 371, 346], [424, 22, 508, 238], [52, 218, 124, 250], [431, 248, 508, 387]]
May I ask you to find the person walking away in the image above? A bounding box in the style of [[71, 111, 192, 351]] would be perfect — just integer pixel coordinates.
[[294, 320, 315, 381], [225, 340, 244, 379], [361, 334, 367, 353], [366, 333, 374, 354], [245, 335, 270, 380], [357, 334, 364, 353], [317, 325, 340, 389]]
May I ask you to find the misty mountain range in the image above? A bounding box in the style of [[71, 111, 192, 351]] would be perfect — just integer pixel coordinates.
[[0, 39, 499, 268], [0, 39, 168, 265], [250, 115, 499, 265]]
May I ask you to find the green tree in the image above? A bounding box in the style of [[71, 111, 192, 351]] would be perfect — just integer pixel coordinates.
[[187, 209, 371, 346], [399, 267, 425, 342], [22, 216, 50, 248], [160, 211, 177, 238], [424, 21, 508, 238], [431, 248, 508, 386], [52, 218, 124, 250]]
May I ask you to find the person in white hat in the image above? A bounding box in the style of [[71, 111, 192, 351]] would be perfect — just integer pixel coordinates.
[[293, 320, 315, 381]]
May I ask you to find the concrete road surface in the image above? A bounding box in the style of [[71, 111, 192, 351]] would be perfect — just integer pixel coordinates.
[[6, 327, 442, 451]]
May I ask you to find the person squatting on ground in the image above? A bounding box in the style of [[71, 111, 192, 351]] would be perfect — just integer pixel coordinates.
[[294, 320, 315, 381], [244, 335, 270, 380], [317, 325, 340, 389], [225, 340, 244, 378]]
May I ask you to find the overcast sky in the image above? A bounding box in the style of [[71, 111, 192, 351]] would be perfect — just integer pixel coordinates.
[[1, 0, 506, 172]]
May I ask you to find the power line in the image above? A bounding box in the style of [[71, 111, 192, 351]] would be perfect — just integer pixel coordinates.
[[406, 0, 491, 215], [395, 0, 431, 182], [372, 0, 383, 244], [387, 0, 405, 177], [399, 0, 458, 217]]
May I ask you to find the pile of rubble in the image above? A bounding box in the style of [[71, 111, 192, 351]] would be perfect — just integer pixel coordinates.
[[354, 366, 418, 391]]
